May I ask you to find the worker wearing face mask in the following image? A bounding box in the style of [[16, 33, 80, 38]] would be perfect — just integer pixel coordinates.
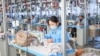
[[45, 16, 75, 43], [75, 15, 88, 27]]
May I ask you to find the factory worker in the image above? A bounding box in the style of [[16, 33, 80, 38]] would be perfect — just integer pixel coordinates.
[[26, 18, 31, 24], [32, 15, 39, 24], [75, 15, 88, 27], [45, 16, 75, 43]]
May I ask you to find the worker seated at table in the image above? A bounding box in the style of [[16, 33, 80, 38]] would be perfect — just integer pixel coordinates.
[[75, 15, 88, 27], [32, 15, 39, 24], [45, 16, 76, 47], [26, 18, 31, 24]]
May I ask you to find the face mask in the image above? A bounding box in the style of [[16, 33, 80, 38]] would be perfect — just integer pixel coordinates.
[[50, 26, 57, 30]]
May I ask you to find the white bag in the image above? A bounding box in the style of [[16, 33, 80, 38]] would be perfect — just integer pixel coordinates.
[[81, 53, 97, 56]]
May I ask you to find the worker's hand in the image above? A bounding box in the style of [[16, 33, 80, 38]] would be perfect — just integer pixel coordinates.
[[76, 22, 80, 26], [47, 39, 53, 43], [71, 38, 77, 42]]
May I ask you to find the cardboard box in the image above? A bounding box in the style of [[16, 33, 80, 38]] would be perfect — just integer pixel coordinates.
[[89, 25, 100, 38], [15, 30, 34, 46]]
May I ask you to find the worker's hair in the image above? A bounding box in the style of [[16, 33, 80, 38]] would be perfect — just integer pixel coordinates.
[[47, 16, 61, 26], [47, 16, 59, 23], [79, 15, 84, 18]]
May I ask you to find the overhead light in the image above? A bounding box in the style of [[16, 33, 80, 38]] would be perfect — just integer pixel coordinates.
[[98, 0, 100, 2]]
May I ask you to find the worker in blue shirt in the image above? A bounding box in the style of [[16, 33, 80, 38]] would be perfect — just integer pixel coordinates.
[[44, 16, 76, 56], [75, 15, 89, 27], [45, 16, 75, 43], [32, 15, 39, 24]]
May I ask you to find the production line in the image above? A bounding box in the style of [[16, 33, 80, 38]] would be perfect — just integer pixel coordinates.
[[0, 0, 100, 56]]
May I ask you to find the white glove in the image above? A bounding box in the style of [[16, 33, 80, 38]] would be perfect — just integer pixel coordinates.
[[71, 38, 77, 42]]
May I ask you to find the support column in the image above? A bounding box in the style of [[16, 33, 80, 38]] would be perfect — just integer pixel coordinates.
[[61, 0, 67, 56]]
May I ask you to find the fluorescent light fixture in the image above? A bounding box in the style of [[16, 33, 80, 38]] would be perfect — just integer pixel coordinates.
[[98, 0, 100, 2]]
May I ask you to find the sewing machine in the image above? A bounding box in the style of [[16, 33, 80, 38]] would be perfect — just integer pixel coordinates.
[[66, 20, 75, 26], [29, 31, 44, 42]]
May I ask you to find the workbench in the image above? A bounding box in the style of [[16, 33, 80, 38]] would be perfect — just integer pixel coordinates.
[[9, 42, 75, 56]]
